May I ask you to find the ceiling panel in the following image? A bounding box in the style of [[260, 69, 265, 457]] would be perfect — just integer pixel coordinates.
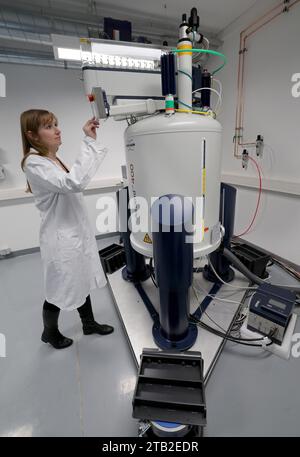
[[0, 0, 259, 34], [0, 0, 260, 65]]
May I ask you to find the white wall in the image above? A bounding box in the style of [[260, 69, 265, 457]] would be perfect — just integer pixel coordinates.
[[0, 63, 125, 251], [212, 0, 300, 265], [0, 63, 126, 188], [2, 3, 300, 264]]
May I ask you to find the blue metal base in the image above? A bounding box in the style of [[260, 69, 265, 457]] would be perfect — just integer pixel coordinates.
[[203, 264, 235, 283], [122, 266, 151, 283], [192, 283, 222, 321], [154, 421, 181, 428], [152, 322, 198, 351]]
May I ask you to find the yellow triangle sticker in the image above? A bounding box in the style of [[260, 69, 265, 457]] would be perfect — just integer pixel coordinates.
[[143, 233, 152, 244]]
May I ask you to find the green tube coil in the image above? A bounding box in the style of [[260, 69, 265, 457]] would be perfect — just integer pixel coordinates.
[[172, 48, 227, 75]]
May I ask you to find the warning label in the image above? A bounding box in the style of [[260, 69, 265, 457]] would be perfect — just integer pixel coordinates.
[[143, 233, 152, 244]]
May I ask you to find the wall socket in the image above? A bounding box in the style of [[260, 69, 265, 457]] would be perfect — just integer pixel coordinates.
[[0, 247, 11, 256], [0, 165, 5, 180]]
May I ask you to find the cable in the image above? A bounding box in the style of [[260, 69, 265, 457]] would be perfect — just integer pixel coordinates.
[[192, 283, 272, 346], [191, 32, 209, 50], [192, 275, 259, 339], [262, 278, 300, 288], [191, 315, 274, 346], [178, 69, 192, 80], [202, 37, 210, 50], [207, 257, 257, 291], [195, 278, 254, 301], [234, 156, 262, 238], [230, 314, 248, 334], [212, 78, 223, 96], [192, 319, 262, 343], [149, 258, 158, 288], [191, 31, 196, 45], [223, 248, 300, 292], [190, 315, 273, 347], [272, 258, 300, 281], [192, 286, 249, 333], [212, 78, 223, 114], [172, 48, 227, 75], [177, 99, 193, 110], [192, 285, 228, 333], [193, 280, 254, 306], [234, 314, 248, 323], [192, 278, 273, 348], [192, 284, 248, 336], [193, 86, 221, 98], [150, 271, 158, 288], [192, 87, 222, 113], [175, 108, 212, 116]]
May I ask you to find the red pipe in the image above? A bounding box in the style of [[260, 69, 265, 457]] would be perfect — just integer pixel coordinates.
[[234, 0, 300, 158]]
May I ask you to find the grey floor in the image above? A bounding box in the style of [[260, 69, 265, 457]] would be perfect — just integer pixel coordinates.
[[0, 238, 300, 437], [0, 237, 138, 437], [205, 264, 300, 437]]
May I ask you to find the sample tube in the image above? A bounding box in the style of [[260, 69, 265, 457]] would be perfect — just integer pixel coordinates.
[[87, 94, 98, 118]]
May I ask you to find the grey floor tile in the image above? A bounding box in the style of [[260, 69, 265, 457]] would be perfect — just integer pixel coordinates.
[[205, 263, 300, 437], [77, 287, 138, 437], [0, 238, 138, 437], [1, 239, 299, 437]]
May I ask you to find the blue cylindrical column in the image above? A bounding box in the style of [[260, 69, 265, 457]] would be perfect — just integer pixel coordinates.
[[151, 195, 197, 350], [117, 187, 150, 283], [203, 183, 237, 282], [220, 183, 237, 247]]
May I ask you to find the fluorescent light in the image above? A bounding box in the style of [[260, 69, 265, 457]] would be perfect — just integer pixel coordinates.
[[57, 48, 81, 61], [52, 34, 81, 60], [83, 53, 156, 70], [55, 48, 156, 70], [91, 42, 162, 60], [52, 34, 161, 70]]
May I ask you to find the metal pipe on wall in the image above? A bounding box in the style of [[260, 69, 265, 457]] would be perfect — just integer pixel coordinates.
[[234, 0, 300, 159]]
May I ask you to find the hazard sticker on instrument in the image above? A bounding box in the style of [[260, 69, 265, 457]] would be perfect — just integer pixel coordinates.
[[143, 233, 152, 244]]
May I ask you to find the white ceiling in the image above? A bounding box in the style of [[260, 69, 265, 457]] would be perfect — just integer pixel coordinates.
[[91, 0, 260, 34], [0, 0, 259, 65], [0, 0, 259, 35]]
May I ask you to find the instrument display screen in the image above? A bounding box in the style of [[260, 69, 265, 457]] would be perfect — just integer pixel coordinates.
[[268, 299, 287, 311]]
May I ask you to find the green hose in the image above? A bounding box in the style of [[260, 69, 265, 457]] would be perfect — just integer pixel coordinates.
[[172, 48, 227, 75]]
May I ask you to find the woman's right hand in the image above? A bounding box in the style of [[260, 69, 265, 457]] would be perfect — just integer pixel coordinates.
[[83, 117, 100, 140]]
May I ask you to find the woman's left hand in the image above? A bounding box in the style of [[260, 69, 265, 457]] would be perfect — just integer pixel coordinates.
[[83, 117, 100, 140]]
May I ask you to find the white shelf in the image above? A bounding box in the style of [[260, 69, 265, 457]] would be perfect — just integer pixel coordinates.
[[221, 174, 300, 197], [0, 178, 123, 202]]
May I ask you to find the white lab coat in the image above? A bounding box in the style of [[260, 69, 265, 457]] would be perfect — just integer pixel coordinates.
[[24, 135, 107, 310]]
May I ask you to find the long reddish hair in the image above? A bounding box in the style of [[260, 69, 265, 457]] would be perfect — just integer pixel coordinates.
[[20, 109, 57, 193]]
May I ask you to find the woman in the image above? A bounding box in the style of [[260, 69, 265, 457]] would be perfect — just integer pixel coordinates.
[[20, 109, 114, 350]]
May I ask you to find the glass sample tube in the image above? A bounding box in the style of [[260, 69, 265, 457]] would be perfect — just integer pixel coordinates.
[[87, 94, 98, 119]]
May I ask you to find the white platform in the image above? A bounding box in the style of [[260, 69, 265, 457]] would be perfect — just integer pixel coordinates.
[[108, 267, 252, 382], [241, 313, 298, 360]]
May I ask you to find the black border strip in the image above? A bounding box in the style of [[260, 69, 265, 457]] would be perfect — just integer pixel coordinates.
[[82, 66, 160, 75]]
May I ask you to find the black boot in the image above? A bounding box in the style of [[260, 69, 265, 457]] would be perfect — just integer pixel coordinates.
[[41, 306, 73, 349], [77, 297, 114, 336]]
